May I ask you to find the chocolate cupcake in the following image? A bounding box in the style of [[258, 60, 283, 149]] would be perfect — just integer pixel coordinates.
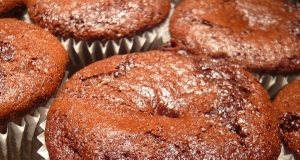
[[273, 79, 300, 159], [0, 0, 25, 17], [43, 50, 280, 159], [168, 0, 300, 98], [0, 18, 68, 159], [26, 0, 172, 76]]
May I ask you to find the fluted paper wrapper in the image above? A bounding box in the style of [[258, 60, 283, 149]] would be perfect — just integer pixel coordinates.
[[252, 73, 300, 99], [63, 4, 174, 76], [0, 101, 51, 160], [20, 11, 33, 24], [279, 144, 298, 160], [0, 72, 67, 160], [37, 121, 48, 160], [171, 0, 183, 6]]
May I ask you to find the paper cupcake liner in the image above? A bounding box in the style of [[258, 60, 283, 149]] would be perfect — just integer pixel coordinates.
[[161, 3, 175, 44], [59, 29, 164, 75], [37, 121, 48, 160], [0, 72, 68, 160], [252, 73, 300, 99], [0, 103, 48, 160], [19, 11, 33, 24], [62, 4, 174, 76], [170, 0, 183, 7], [278, 144, 298, 160]]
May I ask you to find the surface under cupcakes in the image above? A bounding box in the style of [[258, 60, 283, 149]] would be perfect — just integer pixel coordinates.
[[273, 79, 300, 159], [45, 50, 280, 159]]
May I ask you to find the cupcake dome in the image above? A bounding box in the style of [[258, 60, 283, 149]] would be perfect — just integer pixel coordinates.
[[169, 0, 300, 74], [0, 18, 68, 125], [45, 50, 280, 159], [27, 0, 170, 41]]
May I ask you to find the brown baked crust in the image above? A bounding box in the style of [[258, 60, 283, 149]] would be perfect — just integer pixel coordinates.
[[0, 0, 25, 15], [46, 50, 280, 159], [0, 18, 68, 125], [26, 0, 170, 41], [170, 0, 300, 74], [273, 79, 300, 158]]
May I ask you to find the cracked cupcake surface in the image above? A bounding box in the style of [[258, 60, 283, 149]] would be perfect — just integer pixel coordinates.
[[169, 0, 300, 74], [26, 0, 170, 41], [45, 50, 280, 159]]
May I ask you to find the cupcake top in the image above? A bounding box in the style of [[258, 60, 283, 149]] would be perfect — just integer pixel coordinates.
[[46, 50, 280, 159], [27, 0, 171, 41], [0, 18, 68, 125], [170, 0, 300, 74], [272, 79, 300, 158], [273, 79, 300, 115], [0, 0, 24, 15]]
